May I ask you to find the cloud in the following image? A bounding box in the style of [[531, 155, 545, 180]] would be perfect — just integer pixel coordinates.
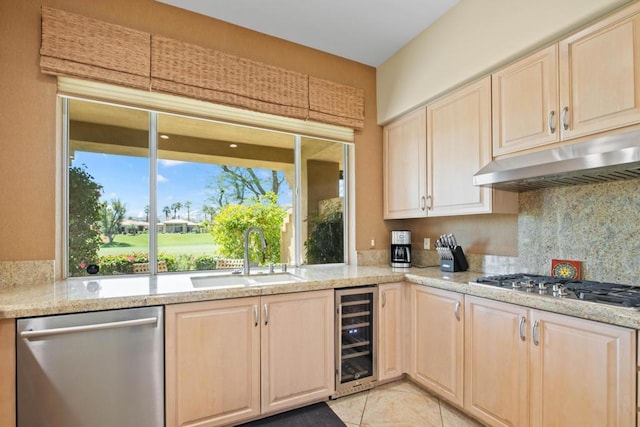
[[157, 174, 168, 183], [159, 159, 185, 168]]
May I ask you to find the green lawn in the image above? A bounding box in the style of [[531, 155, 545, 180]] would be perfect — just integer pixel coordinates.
[[99, 233, 218, 256]]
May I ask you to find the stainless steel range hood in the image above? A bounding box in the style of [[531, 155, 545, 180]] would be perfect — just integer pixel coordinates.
[[473, 130, 640, 192]]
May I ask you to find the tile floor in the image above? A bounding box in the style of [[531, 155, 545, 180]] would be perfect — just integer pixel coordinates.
[[327, 380, 486, 427]]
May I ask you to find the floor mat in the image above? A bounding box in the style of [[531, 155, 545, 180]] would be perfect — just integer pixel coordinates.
[[235, 402, 346, 427]]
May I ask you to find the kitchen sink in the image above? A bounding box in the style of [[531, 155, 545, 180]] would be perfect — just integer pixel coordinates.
[[191, 272, 305, 289]]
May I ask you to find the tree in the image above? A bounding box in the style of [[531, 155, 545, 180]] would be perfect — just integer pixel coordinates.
[[207, 166, 285, 208], [162, 206, 171, 220], [68, 165, 103, 276], [101, 199, 126, 243], [210, 192, 287, 264], [144, 205, 149, 222], [171, 202, 182, 219], [184, 200, 192, 221]]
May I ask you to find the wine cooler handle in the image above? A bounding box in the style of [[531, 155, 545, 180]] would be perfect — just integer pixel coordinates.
[[263, 304, 269, 326]]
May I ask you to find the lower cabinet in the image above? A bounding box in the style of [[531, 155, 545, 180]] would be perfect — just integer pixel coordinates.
[[0, 318, 15, 427], [165, 289, 334, 427], [377, 282, 404, 382], [408, 285, 464, 407], [465, 296, 636, 427]]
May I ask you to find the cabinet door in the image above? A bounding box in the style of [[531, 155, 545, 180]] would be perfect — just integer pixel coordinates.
[[0, 319, 15, 427], [383, 108, 427, 219], [530, 310, 636, 427], [427, 76, 514, 216], [410, 285, 464, 407], [378, 282, 403, 382], [261, 290, 334, 414], [492, 45, 559, 156], [165, 298, 261, 427], [464, 296, 529, 427], [559, 2, 640, 139]]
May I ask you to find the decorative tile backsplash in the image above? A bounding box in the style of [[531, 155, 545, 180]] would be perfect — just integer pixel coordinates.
[[518, 179, 640, 285], [0, 260, 55, 289]]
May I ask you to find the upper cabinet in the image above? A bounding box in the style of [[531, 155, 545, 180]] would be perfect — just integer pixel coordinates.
[[383, 77, 518, 219], [427, 76, 517, 216], [383, 108, 427, 219], [493, 2, 640, 156], [492, 45, 559, 156], [559, 2, 640, 140]]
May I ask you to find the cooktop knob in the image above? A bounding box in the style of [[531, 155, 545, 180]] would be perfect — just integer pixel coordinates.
[[538, 282, 548, 290], [524, 280, 535, 288], [511, 281, 521, 289]]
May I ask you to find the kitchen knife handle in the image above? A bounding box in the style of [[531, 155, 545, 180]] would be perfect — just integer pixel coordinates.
[[532, 319, 540, 345], [548, 110, 556, 134], [561, 106, 569, 131], [519, 316, 526, 341], [454, 301, 461, 321]]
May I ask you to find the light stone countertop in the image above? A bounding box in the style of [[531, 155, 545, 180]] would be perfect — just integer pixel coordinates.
[[0, 265, 638, 329]]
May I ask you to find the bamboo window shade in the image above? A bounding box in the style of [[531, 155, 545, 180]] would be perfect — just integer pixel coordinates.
[[150, 36, 309, 121], [40, 7, 365, 130], [40, 7, 151, 90]]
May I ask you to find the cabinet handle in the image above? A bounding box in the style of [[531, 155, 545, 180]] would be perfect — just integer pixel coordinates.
[[263, 304, 269, 326], [548, 110, 556, 134], [454, 301, 461, 321], [426, 195, 432, 210], [420, 196, 426, 211], [519, 316, 526, 341], [253, 305, 259, 327], [561, 107, 569, 131], [382, 292, 387, 308], [532, 319, 540, 346]]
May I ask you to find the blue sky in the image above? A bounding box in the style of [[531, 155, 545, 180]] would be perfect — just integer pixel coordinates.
[[72, 152, 291, 222]]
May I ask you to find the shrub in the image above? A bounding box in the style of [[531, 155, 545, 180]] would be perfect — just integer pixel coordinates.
[[194, 254, 217, 270]]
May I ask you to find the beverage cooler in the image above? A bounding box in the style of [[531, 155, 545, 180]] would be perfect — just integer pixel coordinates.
[[334, 286, 377, 397]]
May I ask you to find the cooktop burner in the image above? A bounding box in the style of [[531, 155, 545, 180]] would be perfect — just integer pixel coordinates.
[[473, 273, 640, 308]]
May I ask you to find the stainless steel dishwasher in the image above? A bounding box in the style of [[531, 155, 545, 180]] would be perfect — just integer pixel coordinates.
[[17, 306, 164, 427]]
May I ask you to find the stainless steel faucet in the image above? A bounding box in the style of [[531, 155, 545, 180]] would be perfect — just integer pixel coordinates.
[[243, 226, 267, 275]]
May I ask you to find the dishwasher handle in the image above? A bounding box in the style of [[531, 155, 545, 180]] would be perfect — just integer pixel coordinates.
[[20, 316, 159, 339]]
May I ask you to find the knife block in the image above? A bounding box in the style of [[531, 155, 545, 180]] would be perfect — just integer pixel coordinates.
[[440, 246, 469, 272]]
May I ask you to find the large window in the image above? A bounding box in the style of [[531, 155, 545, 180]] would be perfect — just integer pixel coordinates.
[[65, 97, 349, 277]]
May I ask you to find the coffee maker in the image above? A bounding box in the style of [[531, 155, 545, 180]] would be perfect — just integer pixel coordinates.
[[390, 230, 411, 268]]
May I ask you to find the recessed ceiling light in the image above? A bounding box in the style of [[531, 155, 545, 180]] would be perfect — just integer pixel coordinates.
[[160, 134, 170, 140], [229, 143, 238, 148]]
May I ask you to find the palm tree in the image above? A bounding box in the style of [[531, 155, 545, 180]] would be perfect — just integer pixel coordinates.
[[162, 206, 171, 220], [184, 201, 192, 221], [171, 202, 183, 219]]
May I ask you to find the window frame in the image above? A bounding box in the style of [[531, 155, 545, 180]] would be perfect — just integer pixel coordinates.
[[59, 82, 354, 278]]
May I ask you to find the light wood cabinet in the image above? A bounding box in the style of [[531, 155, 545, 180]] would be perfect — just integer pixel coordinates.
[[464, 296, 636, 427], [529, 310, 636, 427], [377, 282, 403, 382], [492, 45, 559, 156], [493, 2, 640, 155], [409, 285, 464, 407], [260, 290, 335, 415], [427, 76, 518, 216], [166, 297, 262, 427], [464, 296, 530, 427], [0, 318, 15, 427], [383, 107, 427, 219], [165, 289, 334, 427], [559, 2, 640, 140]]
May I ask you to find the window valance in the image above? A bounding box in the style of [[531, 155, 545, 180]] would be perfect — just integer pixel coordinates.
[[40, 7, 365, 130]]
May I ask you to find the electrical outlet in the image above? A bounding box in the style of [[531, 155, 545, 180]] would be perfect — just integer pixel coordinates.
[[370, 239, 375, 248], [423, 238, 430, 250]]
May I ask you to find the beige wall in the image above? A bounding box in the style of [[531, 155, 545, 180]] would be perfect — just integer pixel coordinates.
[[0, 1, 383, 264], [377, 0, 631, 124]]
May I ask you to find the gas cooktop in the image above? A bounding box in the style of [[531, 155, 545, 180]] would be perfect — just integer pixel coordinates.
[[473, 273, 640, 309]]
